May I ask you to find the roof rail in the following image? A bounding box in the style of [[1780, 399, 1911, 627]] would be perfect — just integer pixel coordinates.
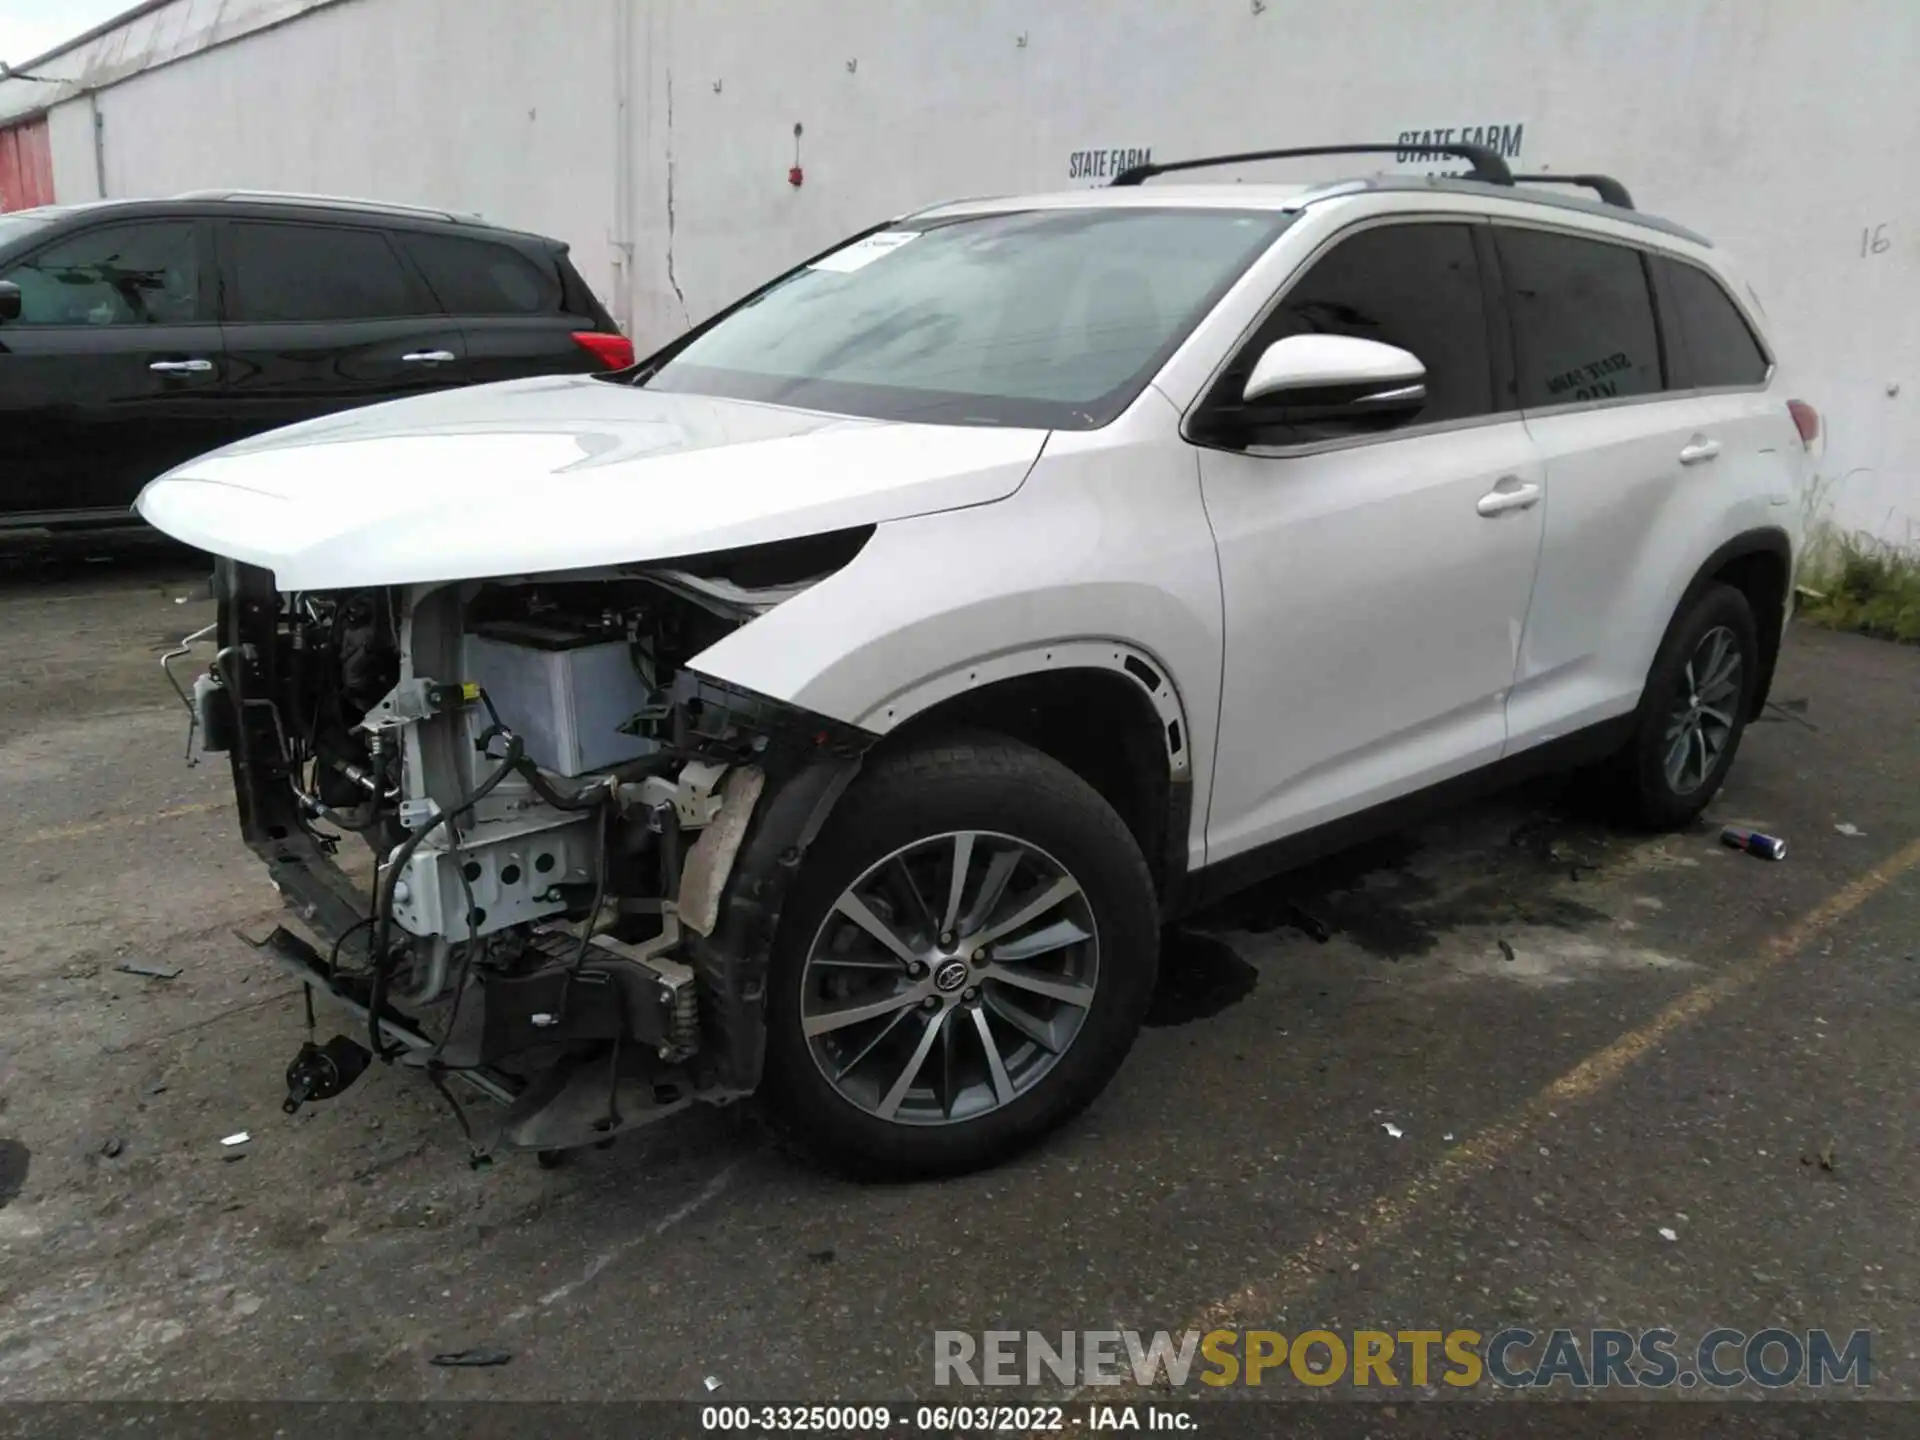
[[1112, 142, 1514, 189], [1509, 173, 1634, 209], [172, 189, 485, 224]]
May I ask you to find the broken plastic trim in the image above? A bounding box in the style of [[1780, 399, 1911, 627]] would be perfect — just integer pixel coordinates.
[[686, 748, 864, 1093], [645, 667, 876, 1093]]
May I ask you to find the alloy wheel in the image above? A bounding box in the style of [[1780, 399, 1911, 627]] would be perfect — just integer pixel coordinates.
[[799, 830, 1100, 1127], [1662, 624, 1743, 795]]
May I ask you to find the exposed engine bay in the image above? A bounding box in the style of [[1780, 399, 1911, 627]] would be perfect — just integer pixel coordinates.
[[167, 533, 875, 1161]]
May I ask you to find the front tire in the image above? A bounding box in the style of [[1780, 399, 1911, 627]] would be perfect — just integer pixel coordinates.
[[763, 734, 1159, 1178], [1618, 582, 1759, 829]]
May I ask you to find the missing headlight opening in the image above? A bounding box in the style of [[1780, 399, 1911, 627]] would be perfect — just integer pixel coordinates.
[[187, 537, 876, 1163]]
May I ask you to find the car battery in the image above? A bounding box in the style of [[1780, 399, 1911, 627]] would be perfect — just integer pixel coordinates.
[[463, 621, 656, 777]]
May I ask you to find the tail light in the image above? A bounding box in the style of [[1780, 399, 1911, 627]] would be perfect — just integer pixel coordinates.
[[572, 331, 635, 370], [1787, 399, 1819, 450]]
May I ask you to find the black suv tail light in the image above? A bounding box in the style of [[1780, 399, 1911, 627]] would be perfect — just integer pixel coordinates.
[[572, 331, 635, 370]]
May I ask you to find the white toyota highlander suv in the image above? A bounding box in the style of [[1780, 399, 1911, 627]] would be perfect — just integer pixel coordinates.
[[141, 144, 1815, 1177]]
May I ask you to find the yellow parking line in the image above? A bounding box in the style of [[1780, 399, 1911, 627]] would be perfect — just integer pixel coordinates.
[[11, 799, 227, 848], [1169, 833, 1920, 1354]]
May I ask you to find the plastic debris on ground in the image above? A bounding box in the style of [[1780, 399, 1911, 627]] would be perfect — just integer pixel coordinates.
[[1834, 823, 1865, 837], [705, 1376, 723, 1392], [100, 1137, 124, 1158], [1658, 1227, 1678, 1242], [430, 1348, 512, 1368], [1382, 1123, 1404, 1139], [220, 1132, 249, 1147], [115, 962, 182, 980]]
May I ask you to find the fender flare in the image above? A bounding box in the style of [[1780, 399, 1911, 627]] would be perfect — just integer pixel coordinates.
[[1676, 526, 1793, 606], [851, 638, 1194, 782], [1660, 526, 1794, 718]]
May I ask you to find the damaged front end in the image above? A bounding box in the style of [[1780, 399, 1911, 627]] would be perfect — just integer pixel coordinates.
[[171, 534, 875, 1158]]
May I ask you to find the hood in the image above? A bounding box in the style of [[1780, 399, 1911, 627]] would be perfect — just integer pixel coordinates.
[[135, 376, 1048, 590]]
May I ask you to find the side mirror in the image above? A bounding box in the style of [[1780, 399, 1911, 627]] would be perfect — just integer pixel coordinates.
[[0, 281, 19, 323], [1236, 334, 1427, 432]]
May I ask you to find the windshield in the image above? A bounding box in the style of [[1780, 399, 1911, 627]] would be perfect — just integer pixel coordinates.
[[641, 207, 1292, 428]]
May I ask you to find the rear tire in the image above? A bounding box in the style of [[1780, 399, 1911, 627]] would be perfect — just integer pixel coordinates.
[[1616, 582, 1758, 830], [762, 733, 1159, 1178]]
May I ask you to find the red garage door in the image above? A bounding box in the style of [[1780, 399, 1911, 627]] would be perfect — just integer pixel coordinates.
[[0, 117, 55, 211]]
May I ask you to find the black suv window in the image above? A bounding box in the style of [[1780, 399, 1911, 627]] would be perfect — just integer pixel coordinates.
[[229, 221, 421, 323], [1497, 227, 1663, 407], [1218, 222, 1495, 438], [0, 222, 198, 325], [400, 232, 562, 315], [1660, 258, 1769, 388]]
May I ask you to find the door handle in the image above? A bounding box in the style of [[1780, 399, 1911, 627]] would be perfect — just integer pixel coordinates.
[[149, 358, 214, 374], [1678, 438, 1721, 465], [1476, 479, 1542, 517], [401, 350, 457, 364]]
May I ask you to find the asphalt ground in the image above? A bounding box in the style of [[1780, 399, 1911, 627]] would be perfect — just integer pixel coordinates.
[[1, 544, 1916, 1424]]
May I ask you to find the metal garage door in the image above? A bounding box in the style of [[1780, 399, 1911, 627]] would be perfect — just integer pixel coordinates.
[[0, 117, 55, 211]]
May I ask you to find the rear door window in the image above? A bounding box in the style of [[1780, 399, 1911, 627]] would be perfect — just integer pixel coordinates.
[[228, 221, 422, 322], [1659, 257, 1770, 388], [399, 232, 563, 315], [0, 221, 199, 325], [1496, 227, 1663, 407]]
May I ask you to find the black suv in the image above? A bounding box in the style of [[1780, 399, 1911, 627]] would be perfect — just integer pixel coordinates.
[[0, 191, 629, 536]]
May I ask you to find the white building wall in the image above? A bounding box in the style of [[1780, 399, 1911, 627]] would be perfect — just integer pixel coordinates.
[[7, 0, 1917, 544], [43, 97, 99, 201], [642, 0, 1920, 548], [34, 0, 620, 306]]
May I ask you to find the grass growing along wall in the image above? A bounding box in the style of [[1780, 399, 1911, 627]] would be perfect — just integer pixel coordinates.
[[1799, 535, 1920, 643], [1797, 475, 1920, 643]]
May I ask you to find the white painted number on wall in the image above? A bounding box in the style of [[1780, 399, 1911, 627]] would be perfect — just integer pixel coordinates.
[[1859, 223, 1891, 258]]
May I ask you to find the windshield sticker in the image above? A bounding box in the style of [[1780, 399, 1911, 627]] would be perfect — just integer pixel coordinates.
[[809, 231, 921, 273]]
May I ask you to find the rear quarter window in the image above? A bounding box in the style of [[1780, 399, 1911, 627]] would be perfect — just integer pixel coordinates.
[[1659, 257, 1770, 388], [400, 232, 562, 315]]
